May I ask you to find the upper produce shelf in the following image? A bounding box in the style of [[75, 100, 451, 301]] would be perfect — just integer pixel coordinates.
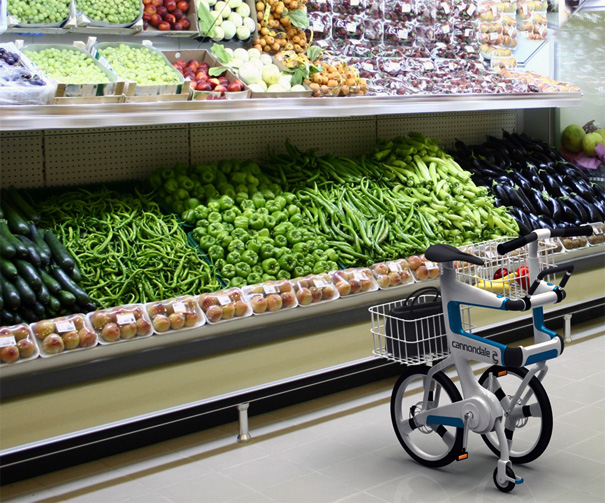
[[0, 92, 582, 131]]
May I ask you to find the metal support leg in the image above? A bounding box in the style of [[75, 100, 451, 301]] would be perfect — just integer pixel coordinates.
[[564, 313, 573, 343], [237, 403, 252, 443]]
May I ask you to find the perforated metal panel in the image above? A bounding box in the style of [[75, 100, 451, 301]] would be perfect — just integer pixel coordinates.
[[377, 110, 518, 148], [1, 111, 520, 189], [190, 117, 378, 163], [0, 131, 45, 188], [44, 125, 190, 187]]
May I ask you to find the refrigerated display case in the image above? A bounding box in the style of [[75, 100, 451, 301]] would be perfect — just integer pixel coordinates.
[[0, 20, 603, 485]]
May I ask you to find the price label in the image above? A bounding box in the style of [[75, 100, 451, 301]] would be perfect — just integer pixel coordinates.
[[116, 313, 136, 325], [385, 60, 401, 72], [217, 295, 232, 306], [402, 3, 412, 12], [317, 40, 329, 47], [172, 302, 188, 313], [397, 29, 409, 39], [489, 31, 499, 40], [317, 0, 327, 3], [441, 2, 451, 14], [521, 4, 529, 15], [465, 44, 476, 52], [352, 271, 366, 281], [313, 279, 330, 288], [312, 21, 325, 32], [423, 60, 435, 70], [449, 61, 457, 70], [491, 5, 498, 16], [465, 28, 472, 37], [362, 62, 375, 71], [466, 4, 476, 15], [263, 284, 278, 294], [426, 261, 439, 270], [350, 0, 360, 5], [0, 336, 17, 347], [346, 22, 357, 33], [55, 320, 76, 333], [442, 24, 450, 34], [388, 262, 400, 272]]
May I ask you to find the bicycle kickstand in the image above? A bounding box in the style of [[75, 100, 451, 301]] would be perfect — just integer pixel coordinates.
[[493, 417, 524, 491]]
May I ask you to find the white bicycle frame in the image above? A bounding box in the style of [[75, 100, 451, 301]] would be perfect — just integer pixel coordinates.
[[411, 229, 566, 486]]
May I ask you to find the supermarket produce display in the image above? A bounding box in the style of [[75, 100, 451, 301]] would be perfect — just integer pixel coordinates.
[[1, 128, 603, 365]]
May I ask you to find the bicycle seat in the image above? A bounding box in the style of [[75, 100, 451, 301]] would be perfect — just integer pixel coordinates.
[[425, 244, 484, 266]]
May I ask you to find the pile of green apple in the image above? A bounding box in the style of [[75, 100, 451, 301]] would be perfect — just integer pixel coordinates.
[[8, 0, 71, 24], [214, 46, 306, 93], [78, 0, 140, 24], [98, 44, 182, 85], [197, 0, 256, 41], [24, 47, 111, 85]]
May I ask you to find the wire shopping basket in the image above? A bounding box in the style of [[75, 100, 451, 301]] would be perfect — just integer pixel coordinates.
[[454, 237, 557, 300], [370, 294, 472, 365]]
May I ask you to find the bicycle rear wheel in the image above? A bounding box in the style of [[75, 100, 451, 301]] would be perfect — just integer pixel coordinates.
[[391, 365, 464, 468], [479, 366, 553, 464]]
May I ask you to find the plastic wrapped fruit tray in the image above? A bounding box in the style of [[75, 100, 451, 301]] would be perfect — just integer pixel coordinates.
[[292, 273, 340, 307], [31, 313, 98, 357], [330, 267, 378, 297], [242, 280, 298, 315], [371, 259, 415, 289], [0, 323, 40, 364], [146, 295, 206, 334], [88, 304, 154, 344], [197, 288, 252, 324]]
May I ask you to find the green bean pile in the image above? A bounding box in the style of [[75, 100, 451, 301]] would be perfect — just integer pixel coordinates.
[[37, 186, 220, 309]]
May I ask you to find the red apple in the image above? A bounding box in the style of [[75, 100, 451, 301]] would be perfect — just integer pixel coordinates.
[[208, 77, 220, 89], [198, 62, 209, 72], [234, 300, 248, 317], [101, 323, 121, 342], [281, 291, 296, 309], [17, 338, 36, 359], [78, 328, 97, 348], [227, 81, 242, 92], [169, 312, 186, 329], [218, 76, 229, 86], [158, 21, 171, 30], [172, 22, 183, 30], [43, 334, 64, 355], [186, 59, 199, 69], [143, 12, 152, 21], [143, 0, 153, 4], [164, 13, 176, 24], [196, 81, 213, 91], [165, 0, 177, 10], [179, 18, 191, 29], [175, 58, 186, 67], [296, 287, 312, 306], [136, 317, 152, 336], [144, 4, 157, 13], [33, 320, 55, 340], [150, 13, 162, 26], [221, 303, 235, 320], [335, 280, 351, 297], [195, 70, 208, 80], [251, 295, 268, 314], [322, 285, 337, 300], [11, 325, 30, 341], [214, 84, 227, 94], [172, 8, 184, 19], [151, 0, 163, 6], [206, 305, 223, 323], [177, 0, 190, 11], [0, 345, 19, 363], [62, 330, 80, 350], [153, 315, 171, 333], [157, 5, 168, 16], [184, 311, 199, 327], [349, 279, 362, 294]]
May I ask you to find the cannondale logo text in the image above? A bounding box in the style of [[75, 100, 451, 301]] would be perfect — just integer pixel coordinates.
[[451, 340, 499, 364]]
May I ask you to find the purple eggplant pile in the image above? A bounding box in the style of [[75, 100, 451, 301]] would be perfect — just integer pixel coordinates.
[[452, 131, 605, 235]]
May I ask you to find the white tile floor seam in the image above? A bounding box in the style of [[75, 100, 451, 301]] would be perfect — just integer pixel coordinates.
[[1, 334, 604, 503]]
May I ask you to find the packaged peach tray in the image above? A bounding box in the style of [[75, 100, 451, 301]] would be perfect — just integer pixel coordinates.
[[197, 288, 252, 324], [330, 268, 378, 297], [145, 295, 205, 334], [371, 259, 415, 289], [409, 255, 441, 282], [31, 314, 98, 357], [0, 324, 39, 364], [291, 273, 340, 307], [88, 304, 153, 344], [242, 280, 298, 315]]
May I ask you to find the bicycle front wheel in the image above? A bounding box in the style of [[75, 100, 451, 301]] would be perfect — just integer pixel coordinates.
[[391, 365, 464, 468], [479, 365, 553, 464]]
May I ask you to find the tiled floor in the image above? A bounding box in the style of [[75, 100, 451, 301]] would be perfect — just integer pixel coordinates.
[[1, 333, 604, 503]]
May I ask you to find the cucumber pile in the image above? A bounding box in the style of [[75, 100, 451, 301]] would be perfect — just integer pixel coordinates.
[[0, 187, 94, 327]]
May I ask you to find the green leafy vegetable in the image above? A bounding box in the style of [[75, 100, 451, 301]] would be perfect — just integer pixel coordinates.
[[288, 9, 309, 30]]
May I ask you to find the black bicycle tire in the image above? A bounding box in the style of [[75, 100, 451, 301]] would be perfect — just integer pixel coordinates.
[[391, 365, 464, 468], [479, 365, 553, 464]]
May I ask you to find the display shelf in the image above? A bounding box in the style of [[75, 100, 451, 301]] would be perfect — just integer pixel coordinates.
[[0, 92, 582, 131]]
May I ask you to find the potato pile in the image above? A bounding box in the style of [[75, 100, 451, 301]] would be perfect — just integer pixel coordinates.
[[253, 0, 309, 54]]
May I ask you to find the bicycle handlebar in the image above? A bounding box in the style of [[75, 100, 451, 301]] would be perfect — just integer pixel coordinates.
[[527, 264, 574, 295], [497, 225, 593, 255]]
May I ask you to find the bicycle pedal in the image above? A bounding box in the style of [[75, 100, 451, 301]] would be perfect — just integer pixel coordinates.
[[457, 450, 469, 461]]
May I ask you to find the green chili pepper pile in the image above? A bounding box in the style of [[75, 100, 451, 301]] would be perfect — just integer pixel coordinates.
[[36, 186, 220, 308]]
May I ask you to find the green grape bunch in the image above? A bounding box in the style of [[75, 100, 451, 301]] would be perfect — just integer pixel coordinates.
[[98, 45, 182, 85], [24, 48, 111, 84], [77, 0, 140, 24], [8, 0, 71, 24]]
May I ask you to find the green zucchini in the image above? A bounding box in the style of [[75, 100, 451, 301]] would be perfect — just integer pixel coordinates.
[[57, 290, 76, 307], [17, 305, 39, 323], [7, 186, 40, 224], [44, 230, 75, 272], [68, 261, 82, 284], [1, 309, 16, 326], [0, 270, 20, 311], [0, 196, 31, 236], [39, 268, 62, 296], [0, 233, 16, 259], [29, 224, 52, 264], [51, 265, 90, 306], [14, 259, 43, 291], [0, 257, 18, 281], [0, 220, 27, 258], [13, 274, 36, 306], [31, 300, 45, 317], [16, 235, 42, 269], [47, 294, 62, 313], [36, 282, 50, 305]]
